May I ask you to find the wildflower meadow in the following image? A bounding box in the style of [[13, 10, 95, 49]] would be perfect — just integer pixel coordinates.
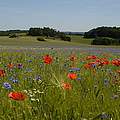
[[0, 47, 120, 120]]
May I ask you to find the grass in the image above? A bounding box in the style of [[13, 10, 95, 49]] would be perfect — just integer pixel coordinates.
[[0, 48, 120, 119], [69, 35, 93, 44], [0, 35, 120, 49], [0, 36, 73, 47], [0, 35, 93, 47]]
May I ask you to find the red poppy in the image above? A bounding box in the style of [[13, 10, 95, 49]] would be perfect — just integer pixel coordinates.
[[95, 59, 101, 62], [8, 92, 26, 101], [84, 62, 96, 69], [84, 63, 92, 69], [86, 55, 97, 60], [7, 63, 14, 69], [111, 59, 120, 66], [0, 69, 5, 77], [69, 55, 77, 61], [62, 82, 72, 90], [98, 58, 109, 66], [67, 73, 77, 80], [43, 55, 53, 64]]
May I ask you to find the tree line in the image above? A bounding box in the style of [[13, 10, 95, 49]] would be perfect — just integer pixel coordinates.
[[28, 27, 71, 41], [84, 26, 120, 45], [0, 27, 71, 42], [0, 30, 28, 36]]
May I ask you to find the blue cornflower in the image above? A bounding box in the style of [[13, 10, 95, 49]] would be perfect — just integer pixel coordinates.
[[64, 63, 69, 68], [77, 78, 82, 80], [3, 82, 12, 89], [92, 64, 96, 68], [28, 60, 32, 63], [111, 94, 119, 100], [69, 68, 80, 72], [26, 68, 32, 72], [9, 77, 14, 81], [12, 79, 18, 83], [100, 113, 111, 119], [35, 76, 42, 81], [104, 79, 109, 86], [93, 112, 112, 119], [17, 63, 23, 69]]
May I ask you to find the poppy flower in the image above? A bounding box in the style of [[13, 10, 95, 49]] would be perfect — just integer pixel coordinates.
[[69, 55, 77, 61], [62, 82, 72, 90], [8, 92, 26, 101], [95, 59, 101, 63], [98, 58, 109, 66], [111, 59, 120, 66], [84, 62, 96, 69], [7, 63, 14, 69], [43, 55, 53, 64], [67, 73, 77, 80], [0, 69, 5, 77], [86, 55, 97, 60]]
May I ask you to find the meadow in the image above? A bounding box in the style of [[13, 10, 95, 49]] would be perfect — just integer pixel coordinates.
[[0, 35, 93, 47], [0, 47, 120, 120]]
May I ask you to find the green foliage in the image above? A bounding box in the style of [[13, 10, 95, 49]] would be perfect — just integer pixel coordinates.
[[60, 36, 71, 42], [91, 37, 120, 45], [28, 27, 71, 42], [28, 27, 59, 37], [0, 30, 28, 36], [37, 37, 46, 41], [9, 34, 18, 38], [84, 26, 120, 39], [0, 31, 9, 36]]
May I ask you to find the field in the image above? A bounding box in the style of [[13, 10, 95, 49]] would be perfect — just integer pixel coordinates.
[[0, 35, 93, 47], [0, 47, 120, 120]]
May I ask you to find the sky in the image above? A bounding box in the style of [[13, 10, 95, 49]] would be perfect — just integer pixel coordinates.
[[0, 0, 120, 32]]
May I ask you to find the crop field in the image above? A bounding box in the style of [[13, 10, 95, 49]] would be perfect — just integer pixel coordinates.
[[0, 47, 120, 120]]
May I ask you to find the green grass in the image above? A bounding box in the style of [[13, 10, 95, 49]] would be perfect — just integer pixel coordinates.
[[0, 35, 120, 49], [0, 36, 73, 47], [0, 35, 93, 47], [69, 35, 93, 44], [0, 48, 120, 119]]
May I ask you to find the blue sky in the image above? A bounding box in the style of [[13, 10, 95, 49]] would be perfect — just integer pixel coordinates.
[[0, 0, 120, 31]]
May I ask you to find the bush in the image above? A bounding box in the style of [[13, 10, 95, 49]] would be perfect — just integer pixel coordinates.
[[37, 37, 46, 41], [91, 37, 120, 45], [60, 36, 71, 42], [9, 34, 18, 38]]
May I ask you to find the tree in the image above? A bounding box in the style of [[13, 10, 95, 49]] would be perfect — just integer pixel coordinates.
[[84, 26, 120, 39], [91, 37, 120, 45]]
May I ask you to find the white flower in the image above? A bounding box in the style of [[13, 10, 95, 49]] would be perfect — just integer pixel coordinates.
[[29, 94, 34, 97], [33, 89, 36, 91], [23, 90, 28, 93], [30, 98, 36, 101], [36, 99, 40, 102], [34, 91, 37, 94]]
